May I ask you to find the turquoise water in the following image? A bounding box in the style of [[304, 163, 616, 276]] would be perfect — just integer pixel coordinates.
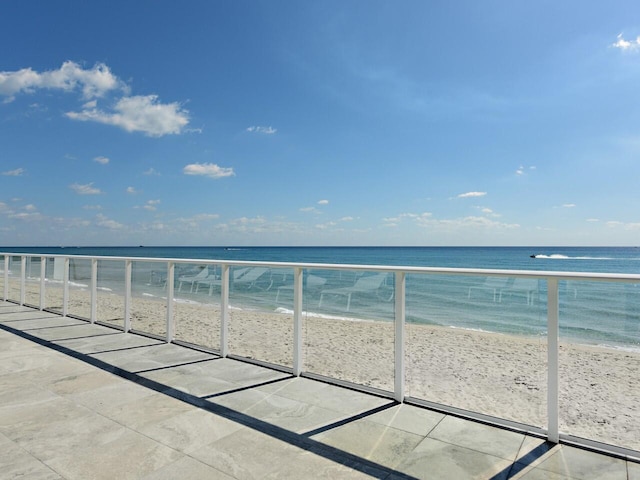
[[3, 246, 640, 349]]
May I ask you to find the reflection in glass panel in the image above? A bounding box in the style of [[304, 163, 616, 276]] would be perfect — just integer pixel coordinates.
[[95, 259, 125, 328], [558, 280, 640, 450], [229, 266, 294, 367], [44, 257, 64, 313], [7, 256, 22, 302], [67, 258, 92, 319], [406, 274, 547, 428], [130, 261, 167, 337], [24, 256, 43, 307], [304, 269, 395, 392], [0, 254, 4, 297], [173, 262, 220, 349]]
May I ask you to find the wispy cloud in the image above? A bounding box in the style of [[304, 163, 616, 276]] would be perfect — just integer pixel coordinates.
[[457, 191, 487, 198], [2, 168, 25, 176], [66, 95, 190, 137], [93, 156, 109, 165], [317, 199, 329, 205], [69, 182, 102, 195], [142, 199, 160, 211], [246, 126, 277, 134], [612, 33, 640, 52], [516, 165, 536, 175], [95, 213, 124, 229], [126, 187, 138, 194], [183, 162, 235, 179], [143, 168, 160, 176]]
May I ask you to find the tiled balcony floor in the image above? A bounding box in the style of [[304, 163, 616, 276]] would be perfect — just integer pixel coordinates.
[[0, 301, 637, 479]]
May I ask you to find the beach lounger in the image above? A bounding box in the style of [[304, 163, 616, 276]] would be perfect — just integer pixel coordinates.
[[499, 278, 539, 305], [467, 276, 510, 302], [318, 273, 391, 311], [275, 274, 327, 302], [195, 267, 249, 295], [177, 267, 209, 292]]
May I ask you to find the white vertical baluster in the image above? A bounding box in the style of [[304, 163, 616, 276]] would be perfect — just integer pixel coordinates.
[[220, 264, 229, 357], [124, 260, 132, 332], [394, 271, 406, 403], [166, 261, 175, 343], [91, 259, 98, 323], [547, 278, 560, 443], [293, 267, 303, 376], [39, 256, 46, 310]]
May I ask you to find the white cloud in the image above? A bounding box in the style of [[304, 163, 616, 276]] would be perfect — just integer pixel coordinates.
[[183, 162, 235, 179], [0, 61, 123, 101], [93, 156, 109, 165], [612, 33, 640, 52], [300, 206, 321, 214], [317, 199, 329, 205], [340, 216, 354, 222], [143, 168, 160, 176], [143, 199, 160, 211], [562, 203, 576, 208], [69, 182, 102, 195], [247, 126, 277, 134], [66, 95, 190, 137], [2, 168, 25, 176], [83, 205, 102, 210], [95, 213, 124, 229], [457, 191, 487, 198], [126, 187, 138, 194]]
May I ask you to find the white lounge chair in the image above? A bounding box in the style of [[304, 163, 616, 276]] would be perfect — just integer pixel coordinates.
[[499, 278, 539, 305], [177, 267, 209, 292], [319, 273, 391, 311], [234, 267, 272, 290], [468, 277, 510, 302], [275, 274, 326, 303], [195, 267, 249, 295]]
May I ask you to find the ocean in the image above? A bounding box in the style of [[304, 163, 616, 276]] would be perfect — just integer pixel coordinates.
[[2, 246, 640, 349]]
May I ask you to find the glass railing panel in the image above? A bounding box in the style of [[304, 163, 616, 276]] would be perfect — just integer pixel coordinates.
[[44, 257, 65, 313], [95, 259, 125, 328], [406, 274, 547, 428], [173, 262, 220, 350], [229, 266, 294, 367], [67, 258, 92, 319], [558, 279, 640, 450], [0, 254, 4, 298], [130, 260, 167, 337], [304, 269, 395, 391], [7, 255, 22, 302], [24, 256, 43, 307]]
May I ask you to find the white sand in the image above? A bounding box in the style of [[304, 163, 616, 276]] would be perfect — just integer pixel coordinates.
[[6, 278, 640, 451]]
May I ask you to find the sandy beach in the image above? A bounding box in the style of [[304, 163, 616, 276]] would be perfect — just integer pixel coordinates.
[[6, 278, 640, 451]]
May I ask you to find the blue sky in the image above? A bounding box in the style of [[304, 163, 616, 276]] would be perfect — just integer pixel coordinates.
[[1, 1, 640, 246]]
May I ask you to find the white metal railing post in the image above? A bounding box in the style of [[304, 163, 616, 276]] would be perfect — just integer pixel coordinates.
[[3, 255, 8, 301], [547, 278, 560, 443], [63, 258, 69, 316], [220, 264, 230, 357], [90, 259, 98, 323], [20, 256, 26, 305], [293, 267, 304, 376], [166, 261, 175, 343], [124, 260, 132, 332], [394, 271, 406, 402], [39, 256, 46, 310]]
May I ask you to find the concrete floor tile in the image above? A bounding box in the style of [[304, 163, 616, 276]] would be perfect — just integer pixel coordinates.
[[211, 388, 348, 433], [428, 415, 525, 461], [67, 377, 156, 413], [307, 383, 391, 415], [45, 429, 183, 480], [0, 438, 63, 480], [138, 408, 243, 454], [393, 437, 513, 480], [366, 403, 445, 437], [191, 427, 302, 479], [312, 419, 423, 469], [264, 449, 391, 479], [533, 445, 627, 480], [101, 392, 194, 430], [628, 460, 640, 480], [140, 455, 236, 480]]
